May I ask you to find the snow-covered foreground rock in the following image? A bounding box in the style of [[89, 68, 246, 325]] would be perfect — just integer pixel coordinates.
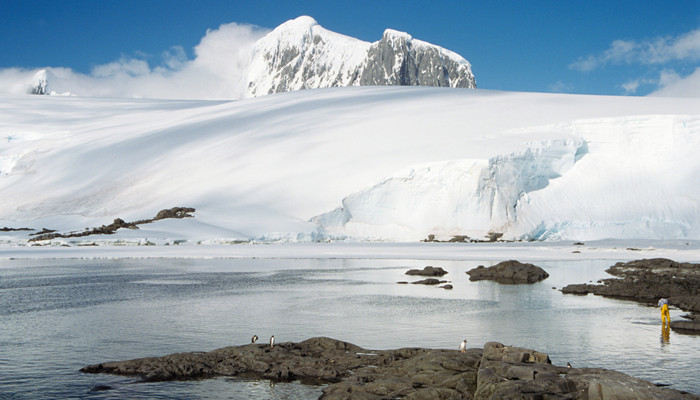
[[1, 86, 699, 245]]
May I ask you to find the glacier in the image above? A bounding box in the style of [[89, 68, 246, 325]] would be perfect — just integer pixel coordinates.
[[312, 139, 590, 241], [1, 86, 699, 244]]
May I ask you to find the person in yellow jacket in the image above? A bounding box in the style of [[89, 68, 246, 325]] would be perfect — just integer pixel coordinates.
[[658, 297, 670, 324]]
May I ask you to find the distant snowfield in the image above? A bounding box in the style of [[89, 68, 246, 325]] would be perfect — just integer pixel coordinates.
[[1, 86, 699, 246], [1, 241, 700, 263]]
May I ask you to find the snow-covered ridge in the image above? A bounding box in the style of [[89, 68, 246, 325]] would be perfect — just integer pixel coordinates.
[[247, 16, 476, 97], [1, 87, 699, 245], [246, 16, 372, 96]]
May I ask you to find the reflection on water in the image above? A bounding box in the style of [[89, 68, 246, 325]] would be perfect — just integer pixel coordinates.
[[661, 322, 671, 345], [0, 257, 698, 399]]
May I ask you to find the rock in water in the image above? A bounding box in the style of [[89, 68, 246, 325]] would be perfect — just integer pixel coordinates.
[[466, 260, 549, 284], [405, 266, 448, 276], [561, 258, 700, 323]]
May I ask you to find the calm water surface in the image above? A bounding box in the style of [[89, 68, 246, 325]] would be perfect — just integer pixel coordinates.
[[1, 257, 698, 399]]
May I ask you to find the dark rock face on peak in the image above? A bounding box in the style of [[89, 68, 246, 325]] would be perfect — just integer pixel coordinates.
[[360, 30, 476, 89], [30, 70, 48, 95]]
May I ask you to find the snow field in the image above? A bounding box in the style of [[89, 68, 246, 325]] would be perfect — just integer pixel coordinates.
[[1, 86, 699, 244]]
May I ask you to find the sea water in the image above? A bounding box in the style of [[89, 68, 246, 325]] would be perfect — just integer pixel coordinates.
[[1, 257, 698, 399]]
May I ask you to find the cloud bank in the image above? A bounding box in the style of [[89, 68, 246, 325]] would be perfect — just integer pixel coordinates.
[[571, 28, 700, 71], [0, 22, 269, 100], [648, 67, 700, 98], [570, 27, 700, 97]]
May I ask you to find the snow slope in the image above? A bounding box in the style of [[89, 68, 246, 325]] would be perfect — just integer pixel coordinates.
[[1, 87, 699, 244]]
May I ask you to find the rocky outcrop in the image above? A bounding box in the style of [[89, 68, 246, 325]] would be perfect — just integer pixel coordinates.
[[80, 337, 699, 399], [671, 320, 700, 333], [30, 69, 48, 95], [359, 30, 476, 89], [406, 266, 448, 276], [28, 207, 195, 242], [0, 227, 33, 231], [411, 278, 446, 285], [467, 260, 549, 284], [562, 258, 700, 326]]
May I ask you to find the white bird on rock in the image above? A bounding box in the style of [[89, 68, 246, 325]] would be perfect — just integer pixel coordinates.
[[270, 335, 275, 349], [459, 339, 467, 353]]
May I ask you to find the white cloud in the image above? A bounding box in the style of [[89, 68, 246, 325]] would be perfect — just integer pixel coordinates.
[[657, 69, 681, 87], [0, 22, 269, 99], [621, 79, 640, 94], [571, 28, 700, 71], [91, 57, 151, 77], [649, 67, 700, 97], [547, 80, 573, 93], [160, 46, 188, 71]]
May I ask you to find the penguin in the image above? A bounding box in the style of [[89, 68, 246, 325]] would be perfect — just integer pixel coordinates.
[[459, 339, 467, 353], [251, 335, 258, 344], [566, 362, 572, 368], [270, 335, 275, 349]]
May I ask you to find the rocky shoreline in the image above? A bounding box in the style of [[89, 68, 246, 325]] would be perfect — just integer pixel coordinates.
[[562, 258, 700, 332], [81, 337, 698, 399]]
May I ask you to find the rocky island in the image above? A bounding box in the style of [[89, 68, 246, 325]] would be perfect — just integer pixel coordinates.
[[81, 337, 698, 399], [466, 260, 549, 284], [562, 258, 700, 332]]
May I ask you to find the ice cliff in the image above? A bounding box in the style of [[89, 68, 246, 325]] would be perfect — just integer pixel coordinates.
[[312, 139, 589, 241]]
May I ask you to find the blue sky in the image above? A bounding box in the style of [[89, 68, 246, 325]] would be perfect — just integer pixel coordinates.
[[1, 0, 698, 96]]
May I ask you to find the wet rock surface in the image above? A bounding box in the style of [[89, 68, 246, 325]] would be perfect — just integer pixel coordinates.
[[81, 337, 698, 399], [562, 258, 700, 331], [466, 260, 549, 284], [405, 266, 448, 276], [411, 278, 447, 285], [671, 320, 700, 333]]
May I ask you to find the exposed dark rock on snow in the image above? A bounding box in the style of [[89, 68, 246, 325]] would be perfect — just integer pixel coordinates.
[[561, 258, 700, 330], [80, 337, 699, 399], [406, 266, 448, 276], [29, 228, 57, 236], [466, 260, 549, 284], [1, 227, 33, 231], [359, 30, 476, 89], [28, 207, 195, 242]]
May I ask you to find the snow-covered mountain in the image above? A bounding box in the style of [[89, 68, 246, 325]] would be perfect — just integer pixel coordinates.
[[15, 16, 475, 99], [247, 16, 476, 97], [1, 86, 699, 245]]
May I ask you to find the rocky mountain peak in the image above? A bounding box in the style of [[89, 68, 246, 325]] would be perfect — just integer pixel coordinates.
[[30, 69, 48, 95], [246, 17, 476, 97]]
